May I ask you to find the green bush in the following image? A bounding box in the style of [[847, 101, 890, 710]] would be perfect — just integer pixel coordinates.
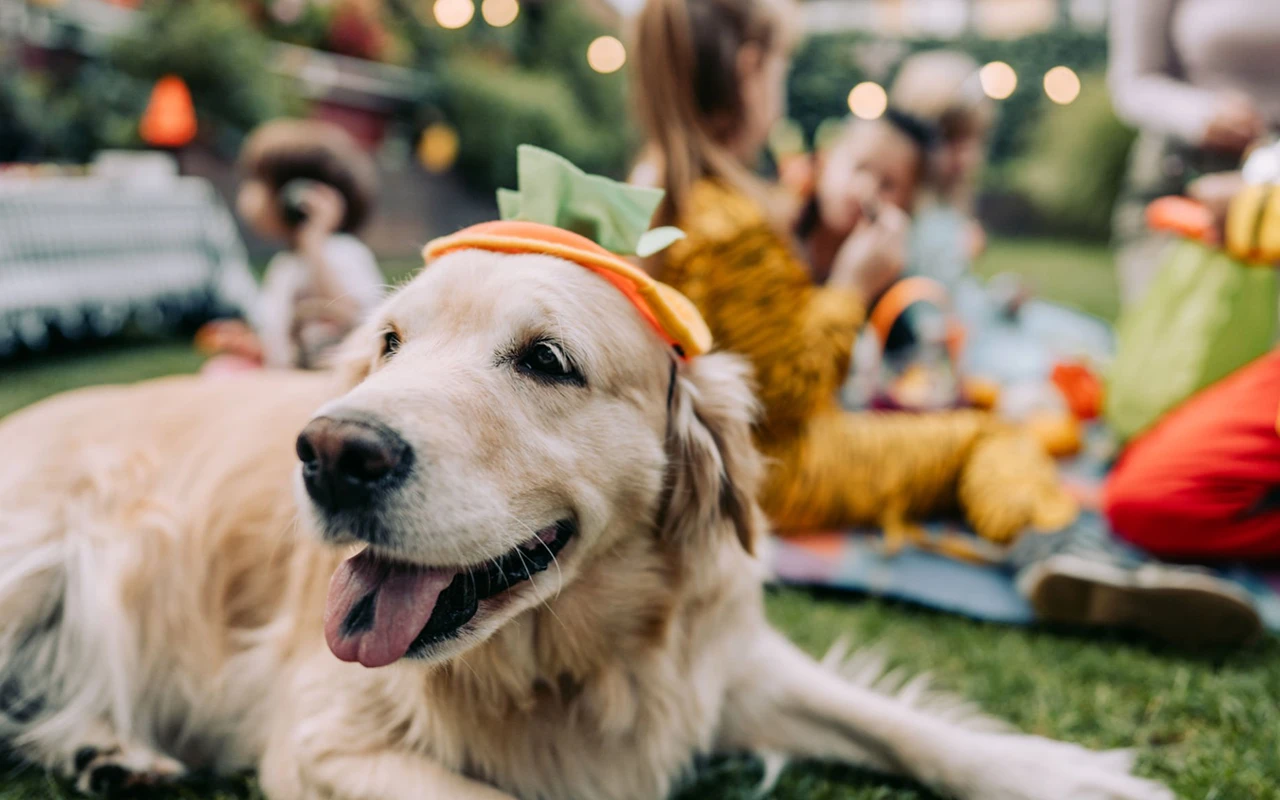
[[0, 65, 148, 162], [440, 56, 624, 191], [110, 0, 294, 140], [1009, 73, 1136, 239], [516, 1, 629, 127], [789, 29, 1126, 239], [789, 29, 1109, 167], [432, 0, 633, 193]]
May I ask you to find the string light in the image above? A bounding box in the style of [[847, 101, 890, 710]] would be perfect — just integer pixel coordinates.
[[433, 0, 474, 29], [481, 0, 518, 27], [587, 36, 626, 74], [1044, 66, 1081, 105], [847, 82, 887, 120], [979, 61, 1017, 100]]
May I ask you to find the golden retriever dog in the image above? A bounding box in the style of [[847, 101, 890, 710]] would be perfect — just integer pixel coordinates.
[[0, 249, 1173, 800]]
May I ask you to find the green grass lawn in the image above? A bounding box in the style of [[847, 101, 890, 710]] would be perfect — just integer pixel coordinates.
[[1, 239, 1276, 800], [974, 237, 1122, 323]]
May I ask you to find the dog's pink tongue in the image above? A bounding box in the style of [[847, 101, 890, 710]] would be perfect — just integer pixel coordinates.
[[324, 549, 455, 668]]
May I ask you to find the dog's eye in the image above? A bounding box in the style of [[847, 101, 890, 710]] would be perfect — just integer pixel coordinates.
[[381, 329, 402, 360], [516, 341, 583, 385]]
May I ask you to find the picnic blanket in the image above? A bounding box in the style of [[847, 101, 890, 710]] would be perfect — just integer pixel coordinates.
[[769, 299, 1280, 633], [766, 445, 1280, 633]]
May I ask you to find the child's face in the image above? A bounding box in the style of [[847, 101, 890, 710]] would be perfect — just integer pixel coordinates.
[[237, 179, 290, 241], [817, 122, 920, 236], [937, 131, 985, 190]]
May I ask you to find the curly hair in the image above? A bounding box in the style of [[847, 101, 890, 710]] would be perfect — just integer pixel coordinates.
[[238, 119, 378, 233]]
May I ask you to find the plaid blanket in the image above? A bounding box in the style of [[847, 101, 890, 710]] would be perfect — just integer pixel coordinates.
[[0, 176, 258, 356]]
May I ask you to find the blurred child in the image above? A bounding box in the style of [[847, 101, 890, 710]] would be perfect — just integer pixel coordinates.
[[632, 4, 1258, 642], [209, 119, 385, 371], [799, 110, 930, 285], [632, 0, 1075, 549], [1106, 170, 1280, 560], [889, 50, 995, 292]]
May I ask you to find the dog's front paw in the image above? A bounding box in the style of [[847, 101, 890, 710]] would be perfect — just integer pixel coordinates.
[[71, 744, 186, 796], [956, 734, 1176, 800]]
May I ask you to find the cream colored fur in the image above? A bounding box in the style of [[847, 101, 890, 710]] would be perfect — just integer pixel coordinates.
[[0, 252, 1172, 800]]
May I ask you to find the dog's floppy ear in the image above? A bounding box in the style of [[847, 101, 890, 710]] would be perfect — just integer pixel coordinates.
[[660, 352, 767, 555]]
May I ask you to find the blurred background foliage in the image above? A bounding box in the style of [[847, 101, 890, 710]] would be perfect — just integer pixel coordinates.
[[1007, 72, 1136, 240], [790, 28, 1132, 238], [2, 0, 294, 161], [789, 29, 1112, 165], [4, 0, 1133, 240], [428, 0, 632, 191], [111, 0, 296, 137]]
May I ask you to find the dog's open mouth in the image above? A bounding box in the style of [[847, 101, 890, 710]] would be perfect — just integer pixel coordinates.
[[323, 519, 575, 668]]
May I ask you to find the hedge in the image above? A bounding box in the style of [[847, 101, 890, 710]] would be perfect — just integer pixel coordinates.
[[790, 29, 1131, 238], [440, 56, 628, 192], [791, 29, 1112, 166]]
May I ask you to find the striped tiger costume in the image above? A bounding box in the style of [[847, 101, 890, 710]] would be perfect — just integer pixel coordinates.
[[658, 181, 1077, 559]]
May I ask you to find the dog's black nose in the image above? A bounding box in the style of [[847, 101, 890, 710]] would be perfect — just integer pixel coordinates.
[[297, 416, 412, 511]]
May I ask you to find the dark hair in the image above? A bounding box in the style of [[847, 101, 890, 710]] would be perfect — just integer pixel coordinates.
[[882, 107, 940, 154], [238, 119, 378, 233]]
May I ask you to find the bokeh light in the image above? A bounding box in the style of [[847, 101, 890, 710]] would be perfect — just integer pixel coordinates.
[[1043, 66, 1081, 105], [847, 82, 887, 120], [417, 123, 460, 173], [433, 0, 474, 29], [587, 36, 626, 74], [481, 0, 518, 27], [979, 61, 1018, 100]]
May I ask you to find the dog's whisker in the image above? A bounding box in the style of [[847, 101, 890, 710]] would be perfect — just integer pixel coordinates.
[[533, 537, 565, 603], [510, 546, 568, 633]]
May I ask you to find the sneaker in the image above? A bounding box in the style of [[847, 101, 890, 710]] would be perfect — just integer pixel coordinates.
[[1012, 516, 1263, 648]]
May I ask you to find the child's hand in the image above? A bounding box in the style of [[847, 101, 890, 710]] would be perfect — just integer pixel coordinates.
[[830, 203, 908, 304], [1203, 91, 1264, 153], [1188, 171, 1245, 227], [195, 319, 264, 362], [965, 220, 987, 261]]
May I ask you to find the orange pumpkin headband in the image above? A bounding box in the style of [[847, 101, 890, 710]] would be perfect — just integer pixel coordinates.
[[422, 146, 712, 358]]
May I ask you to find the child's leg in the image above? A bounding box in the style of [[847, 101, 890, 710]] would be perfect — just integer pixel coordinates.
[[761, 410, 986, 532], [762, 410, 1072, 551], [1105, 349, 1280, 560], [958, 429, 1078, 544]]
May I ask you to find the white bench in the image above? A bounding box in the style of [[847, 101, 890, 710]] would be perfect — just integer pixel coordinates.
[[0, 175, 258, 355]]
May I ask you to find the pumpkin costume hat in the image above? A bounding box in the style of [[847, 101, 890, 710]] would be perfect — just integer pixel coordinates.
[[423, 146, 712, 359]]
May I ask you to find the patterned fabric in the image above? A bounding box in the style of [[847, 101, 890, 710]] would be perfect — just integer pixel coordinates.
[[0, 177, 259, 356], [658, 180, 1077, 547], [767, 436, 1280, 634]]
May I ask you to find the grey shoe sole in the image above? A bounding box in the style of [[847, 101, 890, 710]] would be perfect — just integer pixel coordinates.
[[1018, 554, 1263, 647]]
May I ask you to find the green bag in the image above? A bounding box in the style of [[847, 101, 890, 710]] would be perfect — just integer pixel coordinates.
[[1106, 238, 1277, 442]]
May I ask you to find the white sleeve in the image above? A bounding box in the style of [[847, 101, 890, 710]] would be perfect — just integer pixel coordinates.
[[325, 236, 387, 316], [1108, 0, 1219, 145], [255, 257, 301, 369]]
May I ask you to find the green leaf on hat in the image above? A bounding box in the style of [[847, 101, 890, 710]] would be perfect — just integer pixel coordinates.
[[498, 145, 685, 257]]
